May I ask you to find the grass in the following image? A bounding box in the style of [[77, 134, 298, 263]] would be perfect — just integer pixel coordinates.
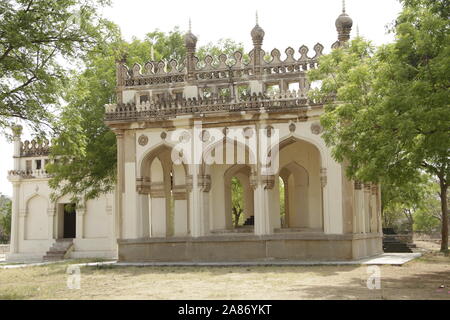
[[0, 251, 448, 300]]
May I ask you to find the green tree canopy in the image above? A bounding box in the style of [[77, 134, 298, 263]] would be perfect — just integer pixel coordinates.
[[309, 0, 449, 251], [0, 0, 113, 135]]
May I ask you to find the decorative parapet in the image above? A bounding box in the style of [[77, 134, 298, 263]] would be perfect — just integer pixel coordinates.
[[8, 169, 49, 179], [120, 44, 324, 88], [105, 91, 323, 122], [20, 139, 50, 157]]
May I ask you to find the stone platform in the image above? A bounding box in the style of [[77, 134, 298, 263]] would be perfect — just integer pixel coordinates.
[[118, 232, 383, 262]]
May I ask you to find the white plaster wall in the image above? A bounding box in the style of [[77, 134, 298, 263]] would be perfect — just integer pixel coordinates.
[[84, 197, 109, 239], [10, 178, 117, 260], [25, 195, 48, 240]]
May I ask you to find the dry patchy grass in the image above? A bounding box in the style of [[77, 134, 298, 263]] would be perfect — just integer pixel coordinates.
[[0, 253, 448, 300]]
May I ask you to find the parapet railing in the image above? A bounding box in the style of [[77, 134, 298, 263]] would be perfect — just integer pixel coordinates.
[[120, 44, 324, 87], [105, 90, 324, 122], [20, 139, 50, 157], [8, 169, 49, 179]]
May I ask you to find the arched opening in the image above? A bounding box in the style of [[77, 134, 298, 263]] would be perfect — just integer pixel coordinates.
[[139, 144, 188, 238], [202, 137, 256, 233], [231, 177, 244, 227], [223, 164, 254, 232], [270, 137, 324, 232]]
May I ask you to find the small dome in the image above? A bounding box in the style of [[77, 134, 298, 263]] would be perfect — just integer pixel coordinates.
[[251, 24, 265, 45], [335, 12, 353, 29], [184, 31, 197, 49]]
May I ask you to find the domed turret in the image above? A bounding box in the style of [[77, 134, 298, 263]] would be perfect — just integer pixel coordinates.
[[251, 12, 265, 46], [335, 1, 353, 42], [335, 11, 353, 31], [184, 19, 197, 51]]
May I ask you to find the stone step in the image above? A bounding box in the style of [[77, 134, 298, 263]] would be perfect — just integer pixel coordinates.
[[42, 239, 74, 261]]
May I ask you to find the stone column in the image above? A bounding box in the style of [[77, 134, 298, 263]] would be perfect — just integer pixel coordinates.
[[173, 186, 188, 236], [47, 207, 56, 240], [353, 181, 363, 233], [76, 206, 85, 240], [12, 125, 22, 171], [9, 181, 20, 253], [187, 167, 210, 238], [371, 184, 379, 233], [320, 167, 329, 232], [198, 174, 211, 236], [19, 209, 26, 243], [149, 182, 166, 237], [252, 174, 274, 235], [364, 183, 371, 233], [114, 130, 124, 240]]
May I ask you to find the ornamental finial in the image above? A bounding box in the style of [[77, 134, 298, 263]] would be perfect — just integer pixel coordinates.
[[256, 11, 259, 25]]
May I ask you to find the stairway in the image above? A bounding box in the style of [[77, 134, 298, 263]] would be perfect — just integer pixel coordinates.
[[243, 216, 254, 226], [382, 229, 414, 253], [43, 239, 74, 261]]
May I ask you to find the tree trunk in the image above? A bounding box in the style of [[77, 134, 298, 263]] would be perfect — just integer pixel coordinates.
[[439, 180, 448, 252]]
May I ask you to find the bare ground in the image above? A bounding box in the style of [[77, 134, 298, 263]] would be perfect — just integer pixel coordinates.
[[0, 243, 448, 300]]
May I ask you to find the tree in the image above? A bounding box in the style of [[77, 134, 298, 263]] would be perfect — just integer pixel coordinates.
[[308, 0, 449, 251], [0, 194, 12, 243], [47, 29, 244, 203], [0, 0, 113, 136], [381, 175, 428, 233], [231, 177, 244, 228]]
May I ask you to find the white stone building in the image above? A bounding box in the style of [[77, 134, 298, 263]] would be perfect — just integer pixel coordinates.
[[6, 8, 383, 262]]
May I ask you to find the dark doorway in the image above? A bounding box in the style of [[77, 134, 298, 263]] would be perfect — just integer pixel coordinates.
[[63, 204, 76, 239]]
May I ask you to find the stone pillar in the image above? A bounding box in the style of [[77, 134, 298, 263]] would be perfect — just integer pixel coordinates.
[[364, 183, 371, 233], [252, 174, 274, 235], [173, 186, 188, 236], [198, 174, 211, 236], [76, 206, 85, 240], [9, 181, 20, 253], [149, 182, 166, 237], [353, 181, 363, 233], [47, 207, 56, 240], [12, 125, 22, 171], [115, 55, 127, 104], [371, 184, 379, 233], [320, 167, 329, 233], [19, 209, 26, 243], [114, 130, 124, 239]]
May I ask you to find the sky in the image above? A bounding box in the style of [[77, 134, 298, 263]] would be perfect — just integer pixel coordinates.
[[0, 0, 403, 197]]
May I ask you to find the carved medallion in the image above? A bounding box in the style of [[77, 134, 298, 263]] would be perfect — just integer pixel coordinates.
[[160, 131, 167, 140], [200, 130, 210, 142], [289, 122, 296, 133], [243, 127, 254, 139], [138, 134, 148, 146], [311, 122, 323, 135]]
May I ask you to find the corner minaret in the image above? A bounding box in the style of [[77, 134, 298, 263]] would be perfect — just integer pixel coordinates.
[[184, 18, 198, 83], [251, 11, 265, 76], [11, 124, 22, 171], [335, 0, 353, 43]]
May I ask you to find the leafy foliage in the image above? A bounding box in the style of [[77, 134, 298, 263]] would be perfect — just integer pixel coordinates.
[[309, 0, 449, 250], [231, 177, 244, 227], [0, 194, 11, 243], [0, 0, 113, 136]]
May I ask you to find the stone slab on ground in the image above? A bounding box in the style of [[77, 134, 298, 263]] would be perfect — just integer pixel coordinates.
[[112, 253, 422, 267], [0, 253, 422, 269]]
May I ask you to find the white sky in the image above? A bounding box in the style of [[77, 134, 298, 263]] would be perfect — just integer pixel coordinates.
[[0, 0, 402, 197]]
